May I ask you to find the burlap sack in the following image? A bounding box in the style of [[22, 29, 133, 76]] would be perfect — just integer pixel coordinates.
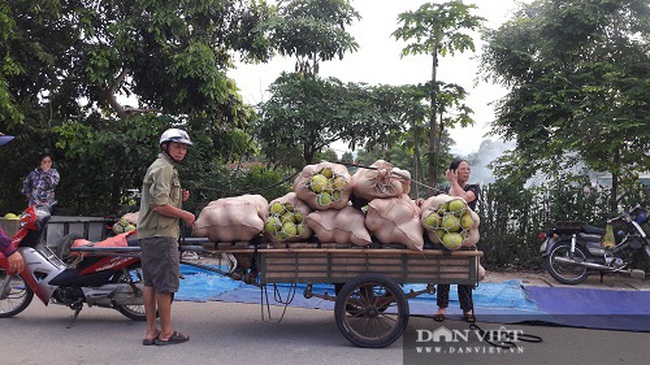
[[305, 205, 372, 247], [420, 194, 480, 250], [193, 194, 268, 242], [264, 192, 313, 245], [293, 161, 353, 210], [121, 211, 139, 225], [365, 194, 424, 251], [351, 160, 411, 201]]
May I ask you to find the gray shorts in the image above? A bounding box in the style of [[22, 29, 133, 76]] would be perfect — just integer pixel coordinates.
[[140, 236, 180, 293]]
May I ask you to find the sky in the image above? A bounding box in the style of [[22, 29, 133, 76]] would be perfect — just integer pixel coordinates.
[[227, 0, 526, 156]]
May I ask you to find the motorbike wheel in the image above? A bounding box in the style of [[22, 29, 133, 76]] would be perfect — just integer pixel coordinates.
[[111, 265, 147, 321], [546, 242, 590, 285], [0, 270, 34, 318], [55, 233, 85, 265]]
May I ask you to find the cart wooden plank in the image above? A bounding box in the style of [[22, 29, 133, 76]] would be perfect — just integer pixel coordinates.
[[253, 248, 482, 285]]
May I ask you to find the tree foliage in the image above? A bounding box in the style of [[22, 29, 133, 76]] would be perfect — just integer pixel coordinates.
[[0, 0, 275, 214], [481, 0, 650, 210], [269, 0, 360, 77], [392, 1, 484, 189], [256, 73, 406, 168]]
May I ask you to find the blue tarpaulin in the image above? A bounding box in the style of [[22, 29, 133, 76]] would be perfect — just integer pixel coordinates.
[[524, 286, 650, 332]]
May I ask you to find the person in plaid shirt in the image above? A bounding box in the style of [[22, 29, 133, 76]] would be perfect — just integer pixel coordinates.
[[22, 154, 60, 207]]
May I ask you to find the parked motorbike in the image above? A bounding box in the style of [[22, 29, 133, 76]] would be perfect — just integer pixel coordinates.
[[540, 204, 650, 284], [0, 204, 146, 321]]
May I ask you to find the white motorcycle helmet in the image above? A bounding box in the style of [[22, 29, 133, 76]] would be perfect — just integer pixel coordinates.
[[0, 132, 15, 147], [159, 128, 193, 147]]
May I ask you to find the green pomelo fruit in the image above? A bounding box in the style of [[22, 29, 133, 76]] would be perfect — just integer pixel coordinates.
[[424, 213, 441, 228], [460, 213, 474, 229], [310, 174, 328, 193], [282, 222, 297, 236], [442, 232, 463, 250], [317, 192, 332, 206], [436, 229, 446, 239], [296, 223, 306, 236], [281, 213, 296, 224], [331, 176, 346, 190], [332, 190, 341, 201], [293, 211, 303, 223], [441, 214, 460, 232], [320, 167, 333, 179], [270, 202, 285, 215], [448, 199, 465, 215], [284, 203, 294, 212], [265, 217, 282, 233]]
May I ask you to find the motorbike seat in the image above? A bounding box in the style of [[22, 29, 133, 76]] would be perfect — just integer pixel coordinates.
[[71, 230, 136, 249], [582, 225, 606, 235]]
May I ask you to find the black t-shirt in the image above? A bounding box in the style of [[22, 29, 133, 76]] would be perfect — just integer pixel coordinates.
[[446, 184, 480, 211]]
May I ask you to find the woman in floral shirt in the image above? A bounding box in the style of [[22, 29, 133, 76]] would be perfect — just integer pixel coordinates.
[[22, 154, 60, 207]]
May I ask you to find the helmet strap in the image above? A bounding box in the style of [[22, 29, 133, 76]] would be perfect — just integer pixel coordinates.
[[161, 142, 181, 164]]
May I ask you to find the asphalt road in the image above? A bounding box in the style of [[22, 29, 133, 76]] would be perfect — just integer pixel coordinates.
[[1, 299, 648, 365]]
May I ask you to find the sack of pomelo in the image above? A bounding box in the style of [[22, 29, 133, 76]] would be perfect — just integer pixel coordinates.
[[263, 192, 313, 245], [351, 160, 411, 201], [193, 194, 268, 242], [365, 194, 424, 251], [420, 194, 480, 250], [293, 161, 353, 210], [305, 205, 371, 247]]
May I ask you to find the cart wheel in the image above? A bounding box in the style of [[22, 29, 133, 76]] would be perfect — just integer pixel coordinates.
[[334, 274, 409, 348]]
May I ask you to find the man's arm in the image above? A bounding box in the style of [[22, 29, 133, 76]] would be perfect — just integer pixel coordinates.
[[152, 204, 195, 226]]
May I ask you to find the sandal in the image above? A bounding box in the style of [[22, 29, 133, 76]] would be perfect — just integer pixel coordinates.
[[142, 337, 157, 346], [463, 312, 476, 323], [433, 313, 445, 322], [154, 330, 189, 346]]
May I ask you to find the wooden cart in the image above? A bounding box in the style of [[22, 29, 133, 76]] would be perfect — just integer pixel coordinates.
[[200, 244, 484, 348], [70, 240, 483, 348]]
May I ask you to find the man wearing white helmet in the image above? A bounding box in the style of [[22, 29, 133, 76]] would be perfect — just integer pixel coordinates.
[[138, 128, 195, 346]]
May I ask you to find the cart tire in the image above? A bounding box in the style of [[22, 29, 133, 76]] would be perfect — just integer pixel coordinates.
[[334, 274, 409, 348]]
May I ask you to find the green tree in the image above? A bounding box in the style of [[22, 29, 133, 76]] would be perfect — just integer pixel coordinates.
[[257, 73, 401, 167], [481, 0, 650, 211], [255, 0, 366, 169], [269, 0, 360, 78], [0, 0, 276, 214], [392, 1, 484, 190]]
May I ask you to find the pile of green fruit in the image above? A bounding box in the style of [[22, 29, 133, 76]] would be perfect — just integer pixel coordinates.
[[422, 198, 474, 250], [3, 212, 20, 220], [112, 218, 136, 234], [307, 167, 347, 207], [264, 201, 307, 241]]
